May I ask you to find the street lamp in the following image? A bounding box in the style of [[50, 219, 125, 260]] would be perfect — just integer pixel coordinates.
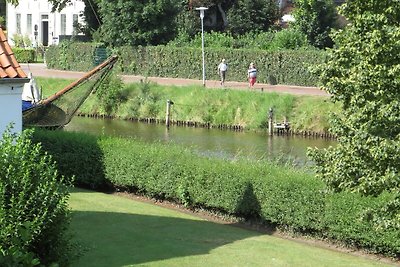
[[196, 7, 208, 87]]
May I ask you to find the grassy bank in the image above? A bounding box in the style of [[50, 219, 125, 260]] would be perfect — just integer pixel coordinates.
[[36, 77, 337, 133], [70, 188, 392, 267]]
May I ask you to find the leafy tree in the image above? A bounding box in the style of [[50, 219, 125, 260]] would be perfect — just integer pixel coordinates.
[[308, 0, 400, 228], [227, 0, 279, 36], [79, 0, 102, 39], [98, 0, 180, 47], [171, 1, 199, 44], [292, 0, 338, 48]]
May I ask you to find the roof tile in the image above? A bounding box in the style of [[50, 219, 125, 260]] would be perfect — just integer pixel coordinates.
[[0, 68, 7, 78], [0, 28, 27, 79]]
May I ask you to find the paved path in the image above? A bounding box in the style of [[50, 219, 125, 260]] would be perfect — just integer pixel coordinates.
[[21, 63, 328, 96]]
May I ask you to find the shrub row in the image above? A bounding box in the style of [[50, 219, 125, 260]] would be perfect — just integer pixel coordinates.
[[45, 42, 325, 86], [14, 48, 35, 63], [32, 129, 400, 258], [115, 46, 325, 86], [45, 42, 100, 71]]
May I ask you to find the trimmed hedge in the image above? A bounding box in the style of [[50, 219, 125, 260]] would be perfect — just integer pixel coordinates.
[[31, 129, 105, 189], [115, 46, 325, 86], [45, 43, 325, 86], [32, 129, 400, 258], [14, 48, 35, 63], [45, 42, 99, 71]]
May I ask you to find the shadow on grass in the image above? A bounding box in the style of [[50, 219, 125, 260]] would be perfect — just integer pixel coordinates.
[[71, 210, 262, 267]]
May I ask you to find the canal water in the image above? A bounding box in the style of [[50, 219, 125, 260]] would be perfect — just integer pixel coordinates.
[[64, 116, 336, 165]]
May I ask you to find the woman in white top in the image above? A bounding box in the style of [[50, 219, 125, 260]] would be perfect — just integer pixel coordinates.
[[247, 62, 257, 88]]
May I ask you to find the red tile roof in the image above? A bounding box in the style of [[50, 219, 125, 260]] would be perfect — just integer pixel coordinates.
[[0, 28, 27, 79]]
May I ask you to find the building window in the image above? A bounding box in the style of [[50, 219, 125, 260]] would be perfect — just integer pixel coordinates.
[[27, 14, 32, 34], [16, 14, 21, 34], [61, 14, 66, 35], [73, 14, 78, 35]]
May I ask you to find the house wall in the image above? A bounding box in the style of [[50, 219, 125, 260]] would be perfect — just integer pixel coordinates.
[[0, 83, 24, 135], [6, 0, 85, 47]]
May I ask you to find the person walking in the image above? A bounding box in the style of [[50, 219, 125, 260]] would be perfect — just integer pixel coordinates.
[[217, 59, 228, 86], [247, 62, 257, 88]]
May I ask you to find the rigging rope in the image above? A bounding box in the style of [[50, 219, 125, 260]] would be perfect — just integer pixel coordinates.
[[23, 56, 118, 128]]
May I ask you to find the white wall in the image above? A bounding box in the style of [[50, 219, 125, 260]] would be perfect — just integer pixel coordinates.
[[0, 83, 24, 135], [6, 0, 85, 47]]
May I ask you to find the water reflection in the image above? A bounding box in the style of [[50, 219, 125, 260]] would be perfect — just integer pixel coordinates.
[[64, 116, 335, 165]]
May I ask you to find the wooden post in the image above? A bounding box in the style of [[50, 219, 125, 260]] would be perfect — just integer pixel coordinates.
[[268, 107, 273, 136], [166, 99, 173, 128]]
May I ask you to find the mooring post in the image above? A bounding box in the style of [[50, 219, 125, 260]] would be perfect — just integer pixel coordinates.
[[268, 107, 273, 136], [166, 99, 173, 128]]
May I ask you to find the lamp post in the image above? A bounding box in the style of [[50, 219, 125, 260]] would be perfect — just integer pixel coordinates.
[[196, 7, 208, 87]]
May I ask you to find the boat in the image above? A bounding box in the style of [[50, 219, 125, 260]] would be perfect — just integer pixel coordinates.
[[22, 55, 118, 128]]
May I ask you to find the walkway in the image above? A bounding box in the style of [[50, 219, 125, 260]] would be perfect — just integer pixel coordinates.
[[20, 63, 328, 97]]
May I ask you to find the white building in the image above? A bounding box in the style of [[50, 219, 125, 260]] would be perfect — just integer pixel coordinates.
[[6, 0, 85, 47], [0, 28, 29, 135]]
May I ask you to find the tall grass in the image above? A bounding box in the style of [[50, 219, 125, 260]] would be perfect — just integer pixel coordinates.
[[35, 77, 336, 132], [290, 96, 338, 132], [36, 77, 74, 98]]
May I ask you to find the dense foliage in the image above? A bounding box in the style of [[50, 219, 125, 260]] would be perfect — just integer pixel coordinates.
[[308, 1, 400, 229], [0, 129, 73, 266], [32, 129, 400, 257], [292, 0, 338, 48], [97, 0, 180, 47], [227, 0, 279, 35], [94, 73, 125, 114], [79, 0, 102, 39]]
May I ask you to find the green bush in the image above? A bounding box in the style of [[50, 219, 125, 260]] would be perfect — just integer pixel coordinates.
[[176, 31, 236, 49], [31, 130, 105, 189], [270, 29, 310, 50], [95, 73, 126, 114], [33, 130, 400, 257], [45, 41, 98, 71], [14, 48, 35, 63], [233, 32, 276, 50], [169, 30, 310, 51], [0, 128, 73, 266], [324, 192, 399, 256]]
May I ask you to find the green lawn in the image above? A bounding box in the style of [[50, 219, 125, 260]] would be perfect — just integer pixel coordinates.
[[69, 188, 392, 267]]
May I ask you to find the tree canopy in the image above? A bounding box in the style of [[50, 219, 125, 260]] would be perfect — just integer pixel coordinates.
[[227, 0, 279, 36], [309, 0, 400, 228], [97, 0, 180, 47], [292, 0, 338, 48]]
